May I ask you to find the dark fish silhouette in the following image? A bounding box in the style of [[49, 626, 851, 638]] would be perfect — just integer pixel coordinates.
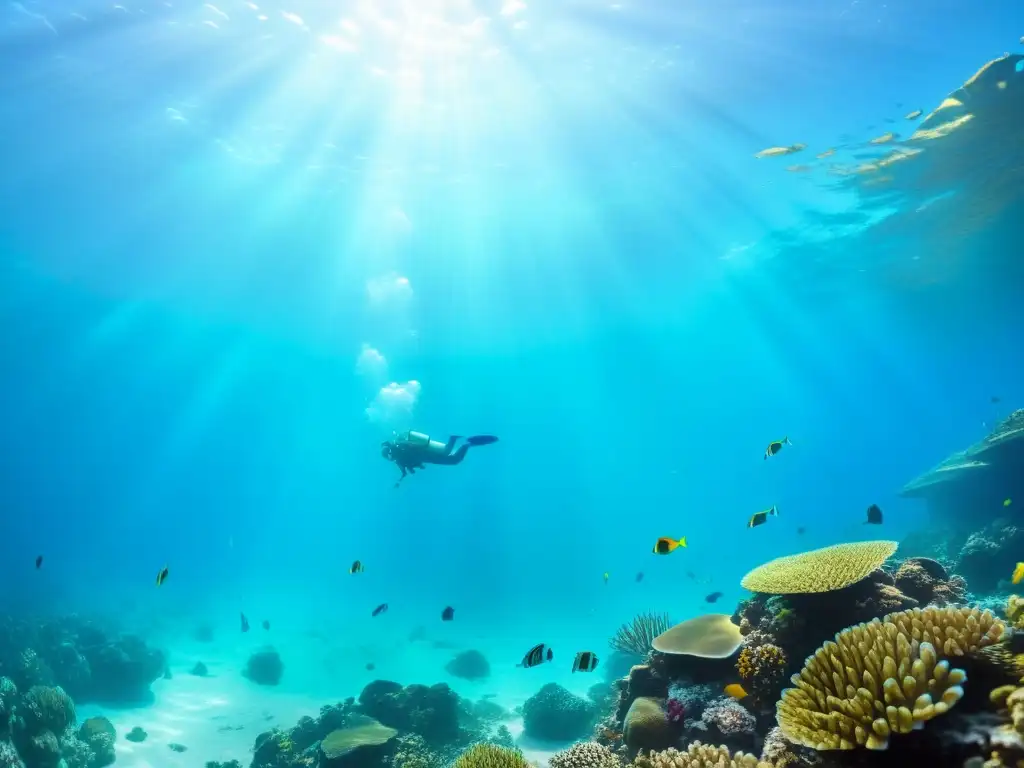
[[262, 620, 270, 631], [635, 572, 644, 583], [365, 662, 375, 671], [240, 613, 250, 632], [35, 555, 43, 569], [441, 606, 454, 621], [350, 560, 364, 574], [156, 566, 169, 587], [796, 526, 807, 535], [865, 504, 883, 525], [466, 435, 499, 446], [705, 591, 724, 604], [992, 396, 1001, 404], [372, 603, 388, 617]]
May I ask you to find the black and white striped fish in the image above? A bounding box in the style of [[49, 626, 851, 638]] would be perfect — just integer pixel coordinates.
[[572, 651, 599, 673], [517, 643, 553, 668]]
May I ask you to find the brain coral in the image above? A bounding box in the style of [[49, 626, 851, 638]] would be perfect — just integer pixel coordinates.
[[624, 697, 674, 753], [633, 742, 769, 768], [651, 615, 743, 658], [741, 541, 899, 594], [550, 742, 620, 768], [777, 606, 1006, 751]]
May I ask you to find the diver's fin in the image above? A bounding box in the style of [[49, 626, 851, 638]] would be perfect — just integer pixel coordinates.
[[466, 435, 499, 446]]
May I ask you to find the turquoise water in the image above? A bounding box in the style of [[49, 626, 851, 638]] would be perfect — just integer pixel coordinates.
[[2, 0, 1024, 765]]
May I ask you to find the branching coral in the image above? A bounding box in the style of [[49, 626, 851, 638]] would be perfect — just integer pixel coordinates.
[[452, 743, 529, 768], [633, 742, 769, 768], [777, 606, 1006, 750], [736, 644, 788, 704], [550, 741, 621, 768], [612, 614, 673, 657]]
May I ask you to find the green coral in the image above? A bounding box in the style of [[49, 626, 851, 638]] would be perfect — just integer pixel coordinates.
[[452, 743, 530, 768]]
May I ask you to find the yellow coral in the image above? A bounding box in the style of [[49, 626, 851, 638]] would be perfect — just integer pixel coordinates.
[[452, 744, 530, 768], [1007, 595, 1024, 630], [741, 541, 899, 594], [736, 644, 787, 701], [633, 742, 769, 768], [778, 606, 1006, 751]]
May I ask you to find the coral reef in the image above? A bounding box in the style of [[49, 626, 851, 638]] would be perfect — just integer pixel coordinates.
[[624, 697, 676, 754], [652, 616, 743, 659], [444, 651, 491, 681], [550, 741, 621, 768], [953, 520, 1024, 594], [777, 606, 1006, 750], [450, 743, 528, 768], [612, 614, 674, 657], [319, 715, 398, 767], [699, 698, 758, 752], [740, 542, 899, 594], [892, 557, 967, 606], [358, 681, 463, 745], [735, 642, 788, 707], [244, 648, 284, 686], [521, 683, 597, 742], [633, 742, 768, 768]]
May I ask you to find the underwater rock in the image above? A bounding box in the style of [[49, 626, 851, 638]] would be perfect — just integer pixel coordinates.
[[77, 716, 116, 767], [244, 648, 284, 686], [522, 682, 596, 742], [893, 556, 967, 606], [901, 409, 1024, 532], [0, 678, 17, 740], [444, 650, 490, 681], [125, 726, 147, 742], [954, 519, 1024, 593], [81, 635, 166, 703], [205, 762, 243, 768], [190, 661, 209, 677], [357, 681, 461, 745], [615, 664, 667, 724]]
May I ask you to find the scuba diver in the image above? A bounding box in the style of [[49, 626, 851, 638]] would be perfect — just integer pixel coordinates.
[[381, 431, 498, 487]]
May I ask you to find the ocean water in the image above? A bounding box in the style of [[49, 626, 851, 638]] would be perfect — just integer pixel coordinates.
[[1, 0, 1024, 766]]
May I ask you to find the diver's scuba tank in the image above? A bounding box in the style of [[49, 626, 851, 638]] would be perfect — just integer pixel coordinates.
[[406, 431, 450, 456]]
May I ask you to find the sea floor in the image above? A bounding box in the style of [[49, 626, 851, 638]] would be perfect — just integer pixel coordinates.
[[76, 638, 577, 767]]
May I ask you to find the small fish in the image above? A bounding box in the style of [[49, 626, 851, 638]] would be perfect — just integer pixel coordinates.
[[755, 143, 806, 158], [748, 506, 779, 528], [816, 148, 835, 159], [366, 662, 376, 671], [705, 591, 724, 603], [262, 619, 270, 630], [653, 537, 687, 554], [517, 643, 553, 668], [905, 109, 923, 120], [35, 555, 43, 569], [1013, 563, 1024, 586], [724, 683, 748, 700], [372, 603, 388, 617], [796, 526, 806, 535], [635, 572, 644, 583], [441, 606, 454, 621], [156, 566, 169, 587], [992, 396, 1001, 403], [764, 437, 792, 459], [865, 504, 883, 525], [240, 613, 250, 632], [350, 560, 364, 575], [572, 651, 599, 673], [603, 572, 609, 585], [1005, 499, 1013, 508]]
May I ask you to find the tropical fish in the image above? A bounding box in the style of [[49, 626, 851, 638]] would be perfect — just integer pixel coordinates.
[[905, 109, 923, 119], [156, 566, 169, 587], [350, 560, 365, 575], [635, 572, 644, 583], [35, 555, 42, 569], [755, 143, 806, 158], [764, 437, 792, 459], [796, 526, 806, 535], [240, 613, 250, 632], [748, 506, 779, 528], [865, 504, 883, 524], [653, 537, 687, 554], [365, 662, 375, 671], [603, 572, 609, 585], [993, 396, 1002, 403], [372, 603, 388, 617], [1013, 563, 1024, 586], [572, 651, 599, 673], [262, 620, 270, 630], [518, 643, 553, 668], [705, 591, 724, 603], [816, 149, 835, 159], [441, 606, 454, 621], [724, 683, 748, 700], [1005, 499, 1013, 508]]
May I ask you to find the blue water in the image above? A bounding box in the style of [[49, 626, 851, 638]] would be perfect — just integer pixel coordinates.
[[2, 0, 1024, 761]]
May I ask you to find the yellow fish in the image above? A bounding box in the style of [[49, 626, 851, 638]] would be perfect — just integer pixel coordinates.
[[1013, 562, 1024, 585], [1005, 499, 1013, 507], [724, 683, 748, 700], [603, 572, 609, 585], [653, 537, 687, 555]]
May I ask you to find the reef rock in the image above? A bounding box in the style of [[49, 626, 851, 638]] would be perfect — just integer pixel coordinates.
[[522, 683, 596, 742], [357, 680, 461, 745], [901, 409, 1024, 531]]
